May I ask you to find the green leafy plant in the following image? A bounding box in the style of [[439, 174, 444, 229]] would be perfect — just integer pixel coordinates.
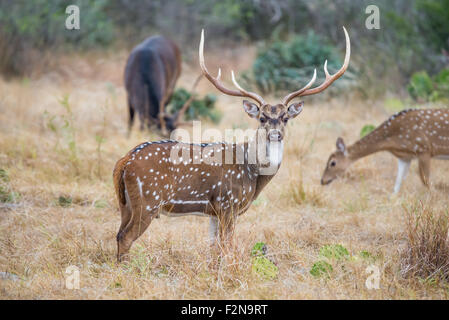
[[310, 260, 333, 278], [168, 89, 221, 124], [360, 124, 376, 138], [310, 244, 351, 278], [251, 242, 278, 280], [319, 244, 350, 261]]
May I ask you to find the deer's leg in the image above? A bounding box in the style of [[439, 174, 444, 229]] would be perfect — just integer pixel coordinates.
[[117, 181, 155, 262], [217, 213, 236, 251], [393, 158, 411, 194], [209, 216, 219, 244], [117, 201, 132, 237], [418, 153, 431, 187], [117, 210, 154, 262]]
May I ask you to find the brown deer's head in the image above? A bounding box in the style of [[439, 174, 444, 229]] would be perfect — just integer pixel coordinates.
[[321, 137, 352, 185], [199, 28, 350, 153]]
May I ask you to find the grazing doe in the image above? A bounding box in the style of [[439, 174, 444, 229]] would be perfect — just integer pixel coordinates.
[[114, 28, 350, 262], [124, 35, 182, 135], [321, 109, 449, 193]]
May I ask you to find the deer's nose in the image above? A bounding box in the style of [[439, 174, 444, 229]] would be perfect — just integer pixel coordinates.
[[268, 130, 282, 142]]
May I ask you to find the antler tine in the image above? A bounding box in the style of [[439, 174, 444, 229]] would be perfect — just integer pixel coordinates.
[[282, 26, 351, 105], [199, 29, 265, 106], [281, 68, 317, 106], [231, 71, 266, 106]]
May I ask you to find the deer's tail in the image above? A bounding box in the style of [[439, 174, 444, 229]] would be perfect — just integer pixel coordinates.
[[113, 156, 129, 206]]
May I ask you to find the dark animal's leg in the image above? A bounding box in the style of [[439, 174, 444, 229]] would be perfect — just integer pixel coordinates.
[[127, 98, 135, 138], [159, 98, 168, 136], [418, 153, 431, 187], [138, 110, 145, 131]]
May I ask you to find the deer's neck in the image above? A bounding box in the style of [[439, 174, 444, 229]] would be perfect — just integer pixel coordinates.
[[347, 131, 388, 162], [250, 140, 284, 199]]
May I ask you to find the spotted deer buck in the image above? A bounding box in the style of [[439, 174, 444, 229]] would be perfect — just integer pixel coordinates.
[[321, 109, 449, 194], [113, 28, 350, 262]]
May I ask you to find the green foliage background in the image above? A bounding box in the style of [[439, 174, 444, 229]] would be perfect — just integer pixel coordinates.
[[0, 0, 448, 99]]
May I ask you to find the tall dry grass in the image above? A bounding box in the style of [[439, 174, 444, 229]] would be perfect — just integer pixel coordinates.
[[1, 50, 449, 299], [401, 200, 449, 282]]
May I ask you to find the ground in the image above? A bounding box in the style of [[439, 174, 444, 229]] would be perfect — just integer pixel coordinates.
[[1, 49, 449, 299]]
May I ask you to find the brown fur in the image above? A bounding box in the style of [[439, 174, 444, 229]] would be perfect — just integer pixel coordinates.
[[124, 36, 182, 135], [321, 109, 449, 190]]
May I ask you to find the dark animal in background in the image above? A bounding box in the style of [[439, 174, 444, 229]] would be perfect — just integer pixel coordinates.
[[124, 35, 182, 135]]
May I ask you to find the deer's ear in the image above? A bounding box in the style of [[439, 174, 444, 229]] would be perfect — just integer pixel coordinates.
[[287, 101, 304, 119], [243, 100, 260, 118], [336, 137, 346, 153]]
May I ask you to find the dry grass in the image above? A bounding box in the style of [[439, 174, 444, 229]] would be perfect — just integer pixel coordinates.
[[1, 50, 449, 299], [401, 199, 449, 283]]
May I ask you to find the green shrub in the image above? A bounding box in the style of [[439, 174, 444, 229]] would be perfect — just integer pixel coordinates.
[[408, 69, 449, 102], [168, 89, 221, 124], [242, 31, 355, 96], [407, 71, 434, 102]]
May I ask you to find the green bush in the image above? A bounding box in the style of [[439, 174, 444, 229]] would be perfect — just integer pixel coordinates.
[[243, 31, 355, 96], [168, 89, 221, 124], [408, 69, 449, 102], [407, 71, 434, 102]]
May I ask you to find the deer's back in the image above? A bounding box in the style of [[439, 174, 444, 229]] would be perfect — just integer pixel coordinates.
[[378, 109, 449, 156]]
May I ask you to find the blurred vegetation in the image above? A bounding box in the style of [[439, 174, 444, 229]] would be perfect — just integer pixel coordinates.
[[241, 31, 356, 96], [360, 124, 376, 138], [168, 89, 221, 124], [0, 0, 113, 76], [408, 69, 449, 103], [0, 0, 448, 98]]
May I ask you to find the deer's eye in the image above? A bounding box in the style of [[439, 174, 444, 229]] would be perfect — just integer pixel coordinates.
[[260, 117, 267, 124], [330, 160, 337, 167], [283, 118, 289, 124]]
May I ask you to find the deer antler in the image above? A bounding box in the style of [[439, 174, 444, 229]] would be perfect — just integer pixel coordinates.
[[199, 29, 266, 106], [282, 26, 351, 106]]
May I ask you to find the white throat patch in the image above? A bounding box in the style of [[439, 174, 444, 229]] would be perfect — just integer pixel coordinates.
[[268, 140, 284, 167]]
